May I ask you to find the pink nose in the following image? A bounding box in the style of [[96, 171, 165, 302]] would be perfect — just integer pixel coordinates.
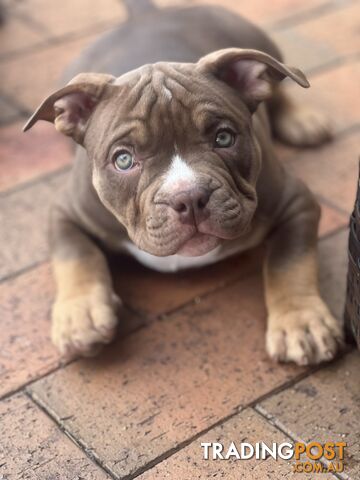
[[169, 187, 211, 224]]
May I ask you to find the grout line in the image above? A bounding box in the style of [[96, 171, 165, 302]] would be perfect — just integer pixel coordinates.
[[0, 96, 25, 125], [319, 222, 348, 242], [26, 357, 346, 480], [0, 307, 149, 404], [25, 389, 120, 480], [5, 316, 354, 477], [0, 247, 352, 475], [0, 219, 349, 423], [267, 0, 354, 32], [254, 400, 351, 480], [305, 53, 360, 78], [318, 195, 351, 218], [0, 18, 119, 63], [0, 114, 24, 127], [252, 349, 356, 480], [0, 114, 22, 128], [147, 266, 262, 321], [254, 405, 345, 479], [250, 346, 353, 408], [0, 258, 48, 286], [0, 90, 31, 117], [1, 0, 358, 64], [282, 123, 360, 167], [23, 379, 288, 480], [0, 92, 30, 127], [1, 268, 262, 397], [0, 163, 71, 199], [333, 123, 360, 140], [2, 0, 338, 65], [0, 362, 68, 403], [10, 10, 51, 35]]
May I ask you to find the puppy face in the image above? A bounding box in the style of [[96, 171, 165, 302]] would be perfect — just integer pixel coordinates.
[[25, 49, 308, 257], [87, 64, 261, 256]]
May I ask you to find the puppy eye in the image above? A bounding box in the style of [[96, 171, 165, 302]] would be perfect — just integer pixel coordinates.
[[113, 149, 134, 171], [214, 129, 235, 148]]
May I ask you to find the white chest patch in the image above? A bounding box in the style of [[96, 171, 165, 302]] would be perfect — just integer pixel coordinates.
[[120, 226, 267, 273], [122, 241, 225, 272]]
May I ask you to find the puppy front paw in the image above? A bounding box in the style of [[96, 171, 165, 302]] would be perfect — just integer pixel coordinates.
[[274, 106, 333, 148], [51, 284, 120, 357], [266, 298, 344, 366]]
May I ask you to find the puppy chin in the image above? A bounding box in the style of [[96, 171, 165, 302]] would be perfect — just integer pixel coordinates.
[[176, 233, 221, 257]]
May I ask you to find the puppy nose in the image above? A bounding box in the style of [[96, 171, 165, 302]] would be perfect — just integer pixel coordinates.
[[169, 187, 211, 224]]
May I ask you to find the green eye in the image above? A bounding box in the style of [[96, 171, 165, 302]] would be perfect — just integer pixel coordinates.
[[214, 129, 235, 148], [113, 149, 134, 171]]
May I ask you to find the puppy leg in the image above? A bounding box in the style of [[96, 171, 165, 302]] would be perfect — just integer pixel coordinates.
[[268, 86, 333, 147], [264, 176, 343, 365], [50, 205, 120, 357]]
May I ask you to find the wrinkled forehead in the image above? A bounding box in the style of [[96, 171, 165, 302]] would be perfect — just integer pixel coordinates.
[[86, 63, 250, 156]]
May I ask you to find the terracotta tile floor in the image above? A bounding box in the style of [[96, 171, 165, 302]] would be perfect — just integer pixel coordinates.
[[0, 0, 359, 479]]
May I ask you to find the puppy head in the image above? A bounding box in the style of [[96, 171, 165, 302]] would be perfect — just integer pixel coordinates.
[[25, 49, 309, 257]]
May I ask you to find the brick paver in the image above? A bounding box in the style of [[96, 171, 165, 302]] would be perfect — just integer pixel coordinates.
[[272, 2, 360, 72], [0, 15, 44, 59], [112, 248, 262, 316], [318, 202, 347, 238], [279, 61, 360, 136], [10, 0, 126, 40], [287, 132, 360, 215], [0, 121, 72, 193], [28, 273, 305, 479], [0, 263, 60, 398], [138, 408, 337, 479], [26, 214, 349, 480], [0, 258, 146, 399], [0, 171, 66, 280], [258, 351, 360, 480], [0, 393, 111, 479], [1, 1, 359, 479], [0, 95, 22, 125], [1, 32, 101, 110]]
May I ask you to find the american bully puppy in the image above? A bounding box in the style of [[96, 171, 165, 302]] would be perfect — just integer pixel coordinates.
[[24, 0, 343, 364]]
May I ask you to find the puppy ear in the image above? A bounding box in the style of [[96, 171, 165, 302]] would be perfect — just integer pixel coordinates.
[[23, 73, 116, 144], [197, 48, 309, 112]]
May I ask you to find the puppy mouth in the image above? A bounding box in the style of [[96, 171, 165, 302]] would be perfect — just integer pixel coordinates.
[[173, 211, 254, 257], [141, 199, 254, 257], [176, 231, 221, 257]]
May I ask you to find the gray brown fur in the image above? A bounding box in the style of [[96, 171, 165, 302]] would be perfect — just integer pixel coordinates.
[[25, 0, 343, 363]]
